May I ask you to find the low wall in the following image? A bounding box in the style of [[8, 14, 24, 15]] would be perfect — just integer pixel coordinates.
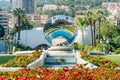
[[0, 67, 23, 72], [27, 51, 47, 68], [75, 51, 98, 69], [14, 50, 35, 56]]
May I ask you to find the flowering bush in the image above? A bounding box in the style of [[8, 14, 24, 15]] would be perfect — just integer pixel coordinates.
[[80, 51, 120, 68], [1, 50, 42, 67], [0, 65, 120, 80]]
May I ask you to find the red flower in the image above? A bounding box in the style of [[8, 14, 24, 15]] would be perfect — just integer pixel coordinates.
[[92, 77, 97, 80]]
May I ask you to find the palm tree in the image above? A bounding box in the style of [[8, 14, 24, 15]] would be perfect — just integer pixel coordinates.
[[92, 12, 97, 46], [76, 17, 88, 44], [85, 11, 93, 46], [14, 8, 25, 45], [96, 10, 105, 44]]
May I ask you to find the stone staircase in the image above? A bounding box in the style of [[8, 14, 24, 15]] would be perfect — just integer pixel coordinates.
[[44, 47, 77, 68]]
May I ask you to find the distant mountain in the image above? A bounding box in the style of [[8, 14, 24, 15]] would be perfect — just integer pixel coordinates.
[[0, 0, 12, 9]]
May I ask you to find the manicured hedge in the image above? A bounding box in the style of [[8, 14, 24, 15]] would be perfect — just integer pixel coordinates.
[[80, 51, 120, 68], [0, 51, 42, 67]]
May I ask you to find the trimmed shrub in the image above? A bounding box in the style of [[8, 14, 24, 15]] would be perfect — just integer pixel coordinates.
[[1, 50, 42, 67], [80, 51, 120, 68]]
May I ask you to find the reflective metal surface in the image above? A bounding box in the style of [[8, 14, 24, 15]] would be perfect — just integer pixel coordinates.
[[44, 15, 77, 46]]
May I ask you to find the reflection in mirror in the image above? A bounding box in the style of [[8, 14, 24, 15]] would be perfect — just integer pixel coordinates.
[[44, 15, 78, 46]]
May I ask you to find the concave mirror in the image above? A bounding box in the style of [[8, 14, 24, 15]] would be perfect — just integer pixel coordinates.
[[44, 15, 78, 46]]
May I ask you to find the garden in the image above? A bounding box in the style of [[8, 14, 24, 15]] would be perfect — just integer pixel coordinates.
[[0, 50, 120, 79]]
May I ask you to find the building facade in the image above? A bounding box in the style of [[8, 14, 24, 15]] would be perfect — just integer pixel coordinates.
[[22, 0, 37, 14], [102, 2, 120, 16], [0, 11, 14, 35], [26, 14, 48, 25], [0, 11, 9, 35], [12, 0, 22, 9], [42, 4, 58, 11]]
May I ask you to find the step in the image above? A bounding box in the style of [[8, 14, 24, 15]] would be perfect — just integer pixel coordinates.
[[44, 64, 76, 68], [45, 57, 76, 64], [48, 46, 74, 51], [47, 52, 74, 57]]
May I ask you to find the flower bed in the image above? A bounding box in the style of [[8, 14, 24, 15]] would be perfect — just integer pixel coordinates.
[[80, 51, 120, 68], [0, 50, 42, 67], [0, 65, 120, 80]]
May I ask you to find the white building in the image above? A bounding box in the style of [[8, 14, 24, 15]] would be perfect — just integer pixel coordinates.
[[42, 4, 69, 11], [60, 5, 69, 11], [0, 11, 14, 35], [42, 4, 58, 11], [102, 2, 120, 16], [12, 0, 22, 9]]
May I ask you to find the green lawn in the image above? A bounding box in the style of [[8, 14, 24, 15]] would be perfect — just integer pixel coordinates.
[[63, 26, 76, 33], [102, 56, 120, 64], [0, 54, 16, 65]]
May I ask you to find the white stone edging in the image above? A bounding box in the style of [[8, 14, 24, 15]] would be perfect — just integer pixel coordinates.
[[0, 67, 23, 72], [27, 51, 47, 68], [75, 51, 98, 69]]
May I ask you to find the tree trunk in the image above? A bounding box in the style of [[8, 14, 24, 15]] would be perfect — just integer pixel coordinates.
[[90, 19, 93, 46], [93, 21, 96, 46], [17, 16, 21, 45], [98, 19, 101, 44]]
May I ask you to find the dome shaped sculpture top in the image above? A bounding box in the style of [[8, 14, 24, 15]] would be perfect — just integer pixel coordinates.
[[44, 15, 78, 46]]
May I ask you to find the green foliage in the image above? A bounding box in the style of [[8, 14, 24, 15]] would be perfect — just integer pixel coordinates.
[[15, 45, 33, 51], [53, 0, 120, 7], [73, 43, 85, 51], [42, 9, 69, 17], [28, 21, 40, 28], [76, 17, 88, 29], [113, 36, 120, 49], [73, 43, 94, 51], [84, 46, 93, 51], [114, 48, 120, 54], [93, 44, 106, 51], [101, 22, 120, 50]]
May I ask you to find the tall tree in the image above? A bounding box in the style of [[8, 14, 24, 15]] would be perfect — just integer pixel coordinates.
[[96, 10, 105, 44], [0, 25, 5, 38], [14, 8, 25, 45], [76, 17, 88, 44], [85, 11, 94, 46], [92, 12, 97, 46]]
